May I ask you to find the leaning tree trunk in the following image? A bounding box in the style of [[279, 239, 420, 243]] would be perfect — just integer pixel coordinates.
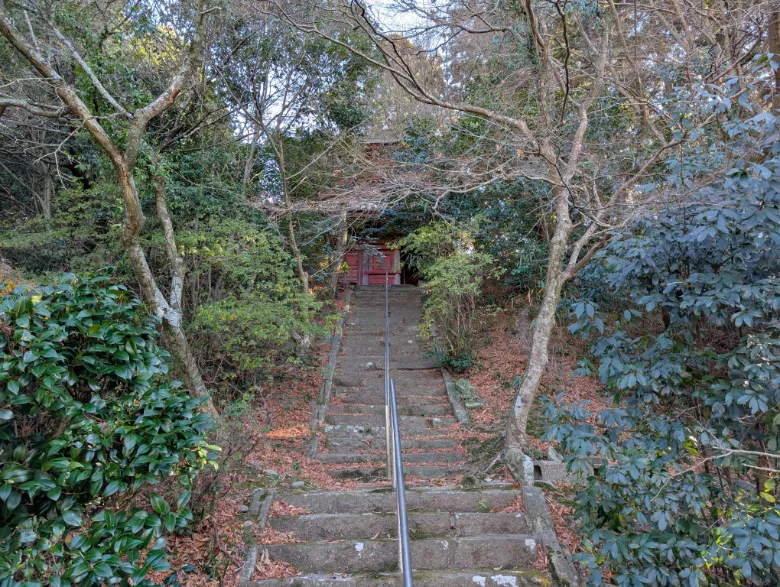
[[0, 3, 218, 418], [504, 186, 573, 483], [118, 171, 218, 417]]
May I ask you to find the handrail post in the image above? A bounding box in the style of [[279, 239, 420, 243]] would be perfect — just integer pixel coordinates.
[[391, 380, 414, 586], [384, 266, 393, 482]]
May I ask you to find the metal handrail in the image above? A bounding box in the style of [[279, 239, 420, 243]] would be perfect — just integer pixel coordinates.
[[383, 267, 414, 586], [385, 267, 392, 480]]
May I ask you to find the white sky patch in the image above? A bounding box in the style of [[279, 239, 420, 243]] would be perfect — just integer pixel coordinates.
[[372, 1, 433, 33]]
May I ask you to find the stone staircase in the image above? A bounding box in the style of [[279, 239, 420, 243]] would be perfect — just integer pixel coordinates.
[[318, 286, 467, 481], [243, 286, 569, 586], [254, 486, 546, 586]]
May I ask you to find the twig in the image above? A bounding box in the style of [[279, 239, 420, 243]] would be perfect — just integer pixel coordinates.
[[209, 515, 244, 567]]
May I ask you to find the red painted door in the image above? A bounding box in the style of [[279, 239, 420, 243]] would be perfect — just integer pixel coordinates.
[[344, 251, 362, 284], [365, 248, 398, 285]]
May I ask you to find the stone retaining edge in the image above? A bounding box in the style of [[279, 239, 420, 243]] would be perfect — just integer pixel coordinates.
[[308, 287, 352, 458], [238, 488, 277, 586], [439, 366, 470, 425], [522, 485, 580, 586], [428, 323, 469, 425]]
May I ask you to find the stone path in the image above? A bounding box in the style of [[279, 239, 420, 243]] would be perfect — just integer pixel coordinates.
[[246, 286, 557, 586], [319, 285, 467, 480]]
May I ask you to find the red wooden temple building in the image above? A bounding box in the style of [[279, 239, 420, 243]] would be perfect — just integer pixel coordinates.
[[343, 240, 402, 286]]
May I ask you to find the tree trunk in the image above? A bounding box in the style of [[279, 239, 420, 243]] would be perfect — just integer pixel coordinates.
[[769, 9, 780, 110], [288, 218, 309, 296], [243, 125, 260, 196], [0, 4, 218, 417], [504, 187, 573, 483], [329, 211, 349, 295], [118, 170, 218, 418], [41, 164, 52, 220]]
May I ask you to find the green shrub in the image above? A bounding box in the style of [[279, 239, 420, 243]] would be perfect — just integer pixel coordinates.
[[397, 222, 499, 358], [181, 219, 329, 393], [426, 349, 475, 373], [549, 96, 780, 585], [0, 271, 213, 586]]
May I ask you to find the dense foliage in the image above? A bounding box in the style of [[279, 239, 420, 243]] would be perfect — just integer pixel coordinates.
[[3, 0, 780, 584], [396, 221, 498, 368], [184, 218, 327, 390], [547, 83, 780, 585], [0, 272, 213, 585]]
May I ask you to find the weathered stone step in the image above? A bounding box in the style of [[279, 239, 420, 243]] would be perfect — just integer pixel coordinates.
[[333, 382, 447, 396], [323, 436, 459, 453], [334, 369, 443, 385], [346, 308, 420, 316], [336, 359, 439, 370], [342, 325, 420, 333], [323, 424, 456, 440], [336, 395, 448, 406], [352, 293, 422, 300], [277, 488, 522, 515], [345, 308, 420, 317], [333, 393, 448, 407], [340, 332, 421, 342], [324, 414, 456, 429], [334, 390, 447, 404], [326, 464, 465, 480], [328, 403, 452, 417], [339, 347, 427, 362], [263, 534, 537, 573], [270, 511, 530, 541], [246, 570, 548, 587], [315, 451, 464, 465]]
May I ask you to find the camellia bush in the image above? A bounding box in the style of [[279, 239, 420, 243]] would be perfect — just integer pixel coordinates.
[[0, 271, 213, 586], [547, 81, 780, 585]]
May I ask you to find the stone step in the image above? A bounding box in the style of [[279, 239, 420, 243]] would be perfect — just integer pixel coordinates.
[[332, 383, 447, 396], [323, 424, 456, 440], [325, 464, 465, 480], [246, 570, 548, 587], [270, 511, 531, 541], [344, 328, 418, 341], [324, 414, 456, 429], [345, 306, 421, 314], [263, 534, 537, 574], [336, 395, 448, 406], [278, 488, 522, 514], [345, 308, 417, 314], [333, 378, 447, 391], [339, 343, 425, 355], [334, 369, 443, 385], [332, 392, 449, 406], [343, 319, 420, 327], [339, 346, 427, 361], [350, 299, 422, 304], [347, 304, 419, 310], [328, 404, 453, 417], [315, 451, 465, 465], [336, 359, 439, 370], [323, 436, 460, 453]]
